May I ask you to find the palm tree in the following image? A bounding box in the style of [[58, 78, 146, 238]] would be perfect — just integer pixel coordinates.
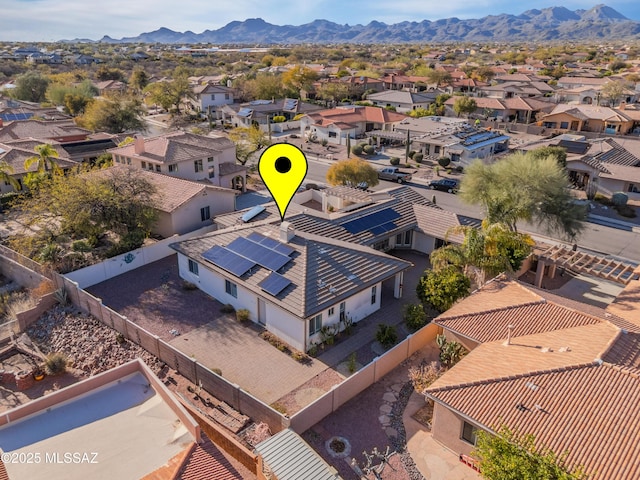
[[0, 160, 20, 190], [24, 144, 61, 174], [430, 220, 534, 286]]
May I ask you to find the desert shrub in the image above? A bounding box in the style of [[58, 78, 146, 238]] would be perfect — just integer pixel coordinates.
[[404, 303, 428, 331], [321, 138, 328, 146], [363, 145, 375, 155], [612, 192, 628, 206], [272, 115, 286, 123], [236, 308, 250, 322], [71, 240, 92, 252], [438, 157, 451, 168], [270, 402, 288, 415], [31, 280, 55, 298], [455, 165, 464, 173], [351, 144, 363, 156], [212, 368, 222, 376], [413, 152, 423, 163], [593, 193, 612, 205], [44, 352, 67, 375], [375, 324, 398, 349], [182, 280, 198, 290], [54, 287, 69, 306], [220, 303, 235, 313], [390, 157, 400, 166], [408, 150, 416, 159], [348, 352, 357, 373], [408, 361, 442, 393]]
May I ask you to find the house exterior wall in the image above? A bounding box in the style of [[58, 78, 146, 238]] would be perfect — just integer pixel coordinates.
[[170, 190, 235, 235], [263, 301, 305, 352], [153, 211, 175, 238], [431, 402, 477, 457], [198, 92, 234, 111], [413, 232, 436, 255]]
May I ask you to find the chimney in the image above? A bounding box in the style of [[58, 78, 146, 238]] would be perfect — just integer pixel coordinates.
[[280, 221, 295, 243], [134, 134, 145, 154], [619, 102, 626, 111], [506, 324, 514, 346]]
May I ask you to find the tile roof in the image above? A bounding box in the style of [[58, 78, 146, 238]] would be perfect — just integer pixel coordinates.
[[606, 273, 640, 326], [0, 140, 76, 174], [430, 321, 619, 389], [177, 435, 248, 480], [0, 120, 89, 142], [108, 131, 235, 164], [594, 138, 640, 166], [428, 362, 640, 480], [305, 106, 407, 129], [546, 104, 633, 122], [171, 223, 411, 318]]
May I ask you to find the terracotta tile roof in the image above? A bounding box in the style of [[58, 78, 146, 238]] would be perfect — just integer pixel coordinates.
[[305, 106, 407, 129], [427, 362, 640, 480], [444, 97, 506, 111], [108, 131, 235, 165], [0, 140, 76, 174], [603, 331, 640, 370], [429, 321, 619, 389], [438, 280, 543, 319], [178, 435, 248, 480], [171, 223, 411, 318], [606, 273, 640, 326]]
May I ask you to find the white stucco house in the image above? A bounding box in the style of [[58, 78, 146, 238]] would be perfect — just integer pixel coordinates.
[[190, 84, 235, 116], [171, 222, 411, 352]]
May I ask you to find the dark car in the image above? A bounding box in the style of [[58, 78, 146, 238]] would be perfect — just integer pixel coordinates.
[[427, 179, 458, 193]]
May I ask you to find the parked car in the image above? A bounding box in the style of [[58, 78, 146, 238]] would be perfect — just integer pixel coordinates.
[[345, 181, 369, 190], [427, 179, 458, 193], [377, 167, 412, 183]]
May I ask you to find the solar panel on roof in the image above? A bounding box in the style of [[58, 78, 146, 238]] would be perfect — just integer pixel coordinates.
[[241, 205, 266, 223], [227, 237, 291, 271], [247, 232, 296, 256], [259, 272, 291, 296], [369, 221, 397, 236], [342, 208, 401, 234], [283, 99, 298, 111], [0, 113, 33, 122], [237, 108, 253, 117], [201, 245, 255, 277]]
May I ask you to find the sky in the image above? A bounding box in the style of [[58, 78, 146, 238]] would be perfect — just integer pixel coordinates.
[[2, 0, 640, 42]]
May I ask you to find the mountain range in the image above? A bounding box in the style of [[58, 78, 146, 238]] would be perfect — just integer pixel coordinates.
[[95, 5, 640, 44]]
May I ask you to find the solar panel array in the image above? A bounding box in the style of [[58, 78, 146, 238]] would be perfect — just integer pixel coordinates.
[[226, 237, 291, 271], [0, 113, 33, 122], [342, 208, 401, 235], [259, 272, 291, 296], [202, 245, 255, 277], [283, 99, 298, 111], [247, 232, 295, 256], [237, 108, 253, 118]]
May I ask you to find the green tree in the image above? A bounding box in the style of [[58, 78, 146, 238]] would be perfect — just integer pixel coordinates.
[[129, 68, 149, 92], [426, 69, 453, 87], [24, 144, 61, 174], [46, 79, 97, 107], [453, 96, 478, 118], [416, 266, 471, 313], [404, 304, 428, 332], [95, 66, 125, 81], [228, 125, 270, 165], [0, 161, 20, 191], [144, 76, 192, 114], [436, 334, 466, 368], [11, 72, 50, 102], [282, 66, 318, 96], [316, 82, 351, 104], [77, 96, 145, 134], [528, 146, 568, 168], [601, 80, 625, 107], [326, 157, 379, 188], [460, 152, 585, 241], [474, 425, 589, 480], [430, 221, 534, 286]]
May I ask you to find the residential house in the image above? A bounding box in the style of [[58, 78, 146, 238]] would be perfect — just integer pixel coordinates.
[[0, 359, 250, 480], [477, 81, 554, 99], [0, 139, 76, 193], [539, 104, 635, 134], [300, 105, 407, 145], [72, 54, 100, 65], [444, 96, 555, 123], [425, 274, 640, 480], [107, 131, 247, 191], [556, 76, 609, 89], [90, 165, 237, 237], [0, 119, 90, 143], [171, 222, 412, 352], [365, 90, 438, 113], [190, 84, 235, 116], [381, 74, 433, 92], [392, 117, 510, 165], [93, 80, 127, 96], [221, 98, 322, 129]]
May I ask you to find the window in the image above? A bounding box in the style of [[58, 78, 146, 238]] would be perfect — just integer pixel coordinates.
[[168, 164, 178, 173], [462, 422, 478, 445], [211, 94, 216, 100], [560, 121, 569, 129], [194, 159, 203, 173], [148, 163, 154, 171], [208, 166, 215, 178], [328, 307, 335, 316], [404, 230, 412, 245], [225, 93, 230, 100], [629, 183, 639, 193], [371, 285, 377, 305], [200, 206, 211, 222], [328, 131, 337, 138], [434, 146, 441, 154], [155, 165, 161, 172], [309, 314, 322, 335], [141, 161, 146, 169], [188, 259, 199, 275], [114, 155, 120, 163], [207, 156, 214, 163], [225, 280, 237, 298], [396, 233, 403, 245]]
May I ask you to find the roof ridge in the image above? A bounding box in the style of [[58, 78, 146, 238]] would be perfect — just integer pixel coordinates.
[[436, 299, 547, 322], [427, 361, 598, 394]]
